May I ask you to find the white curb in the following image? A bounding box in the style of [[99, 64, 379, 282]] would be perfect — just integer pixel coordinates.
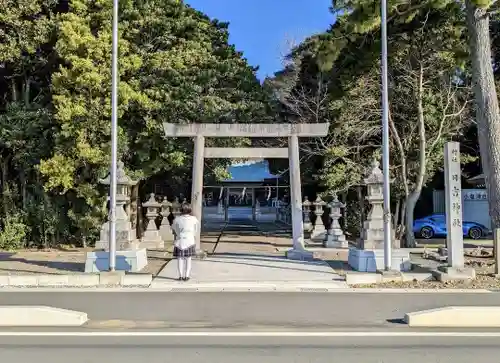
[[149, 281, 349, 291], [0, 273, 152, 288], [405, 306, 500, 327], [0, 306, 88, 326]]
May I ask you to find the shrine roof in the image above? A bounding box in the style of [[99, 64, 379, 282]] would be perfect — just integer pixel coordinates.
[[222, 160, 281, 183]]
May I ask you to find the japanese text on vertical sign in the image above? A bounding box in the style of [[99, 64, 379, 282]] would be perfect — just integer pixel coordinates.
[[451, 148, 459, 162]]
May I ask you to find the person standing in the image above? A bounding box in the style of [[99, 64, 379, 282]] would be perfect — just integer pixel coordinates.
[[171, 203, 199, 281]]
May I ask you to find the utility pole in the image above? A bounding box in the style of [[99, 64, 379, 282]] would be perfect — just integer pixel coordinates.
[[381, 0, 392, 270], [108, 0, 119, 271]]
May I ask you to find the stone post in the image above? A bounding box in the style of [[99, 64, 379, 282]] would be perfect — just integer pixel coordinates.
[[437, 142, 474, 280], [140, 193, 163, 249], [310, 196, 327, 243], [325, 195, 348, 248], [302, 197, 312, 233], [159, 197, 174, 247]]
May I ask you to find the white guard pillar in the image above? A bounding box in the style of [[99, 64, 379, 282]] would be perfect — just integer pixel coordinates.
[[191, 135, 205, 253], [286, 134, 313, 260]]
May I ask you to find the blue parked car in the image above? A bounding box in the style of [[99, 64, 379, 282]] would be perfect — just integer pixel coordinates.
[[413, 214, 490, 240]]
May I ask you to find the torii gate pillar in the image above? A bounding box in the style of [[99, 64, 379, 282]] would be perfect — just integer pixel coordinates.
[[191, 135, 205, 254]]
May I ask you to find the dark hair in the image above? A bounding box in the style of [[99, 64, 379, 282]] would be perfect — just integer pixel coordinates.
[[180, 204, 192, 215]]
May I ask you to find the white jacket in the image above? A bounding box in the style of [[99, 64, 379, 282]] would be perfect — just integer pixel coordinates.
[[172, 214, 199, 249]]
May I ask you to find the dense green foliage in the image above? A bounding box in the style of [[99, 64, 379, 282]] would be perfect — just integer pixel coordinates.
[[0, 0, 270, 248], [1, 0, 499, 249], [266, 0, 499, 242]]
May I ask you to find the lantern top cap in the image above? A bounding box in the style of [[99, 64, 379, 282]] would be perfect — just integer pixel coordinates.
[[99, 161, 138, 186], [364, 159, 383, 184], [143, 193, 160, 208], [314, 196, 326, 205], [329, 194, 345, 208]]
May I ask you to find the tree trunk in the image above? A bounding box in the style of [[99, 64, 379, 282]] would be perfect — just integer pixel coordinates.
[[341, 191, 347, 229], [1, 157, 10, 217], [136, 182, 144, 238], [405, 64, 426, 248], [19, 170, 27, 210], [466, 1, 500, 274], [398, 199, 407, 245], [23, 76, 30, 107], [394, 199, 400, 231], [11, 79, 17, 102], [405, 195, 420, 247], [131, 183, 140, 238], [357, 186, 364, 243], [42, 191, 51, 249]]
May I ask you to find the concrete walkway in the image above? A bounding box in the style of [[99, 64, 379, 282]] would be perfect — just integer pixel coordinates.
[[152, 254, 347, 290], [152, 220, 347, 290]]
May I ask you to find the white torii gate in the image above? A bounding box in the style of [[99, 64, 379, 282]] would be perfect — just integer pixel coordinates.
[[163, 123, 329, 260]]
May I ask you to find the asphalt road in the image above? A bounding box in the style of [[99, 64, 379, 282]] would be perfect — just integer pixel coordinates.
[[1, 291, 500, 329], [1, 335, 500, 363], [1, 291, 500, 361]]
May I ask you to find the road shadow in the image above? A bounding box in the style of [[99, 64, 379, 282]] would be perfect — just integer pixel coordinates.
[[386, 318, 407, 325], [323, 260, 351, 273], [0, 256, 84, 272]]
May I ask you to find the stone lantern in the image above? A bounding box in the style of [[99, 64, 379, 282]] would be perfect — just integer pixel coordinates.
[[359, 159, 397, 250], [94, 161, 138, 251], [171, 197, 181, 220], [159, 197, 174, 246], [85, 161, 147, 272], [310, 196, 327, 242], [347, 159, 409, 272], [140, 193, 163, 249], [325, 194, 347, 248]]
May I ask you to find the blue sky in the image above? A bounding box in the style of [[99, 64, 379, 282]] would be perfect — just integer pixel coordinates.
[[184, 0, 333, 80]]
